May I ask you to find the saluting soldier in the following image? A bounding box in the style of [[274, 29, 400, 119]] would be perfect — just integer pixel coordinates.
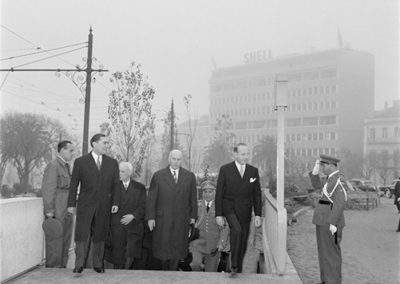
[[309, 154, 348, 284]]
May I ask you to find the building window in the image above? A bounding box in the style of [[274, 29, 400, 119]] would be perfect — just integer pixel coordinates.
[[370, 128, 375, 140], [395, 127, 400, 137], [287, 118, 302, 127], [382, 128, 388, 138], [303, 117, 318, 126], [320, 115, 336, 125], [330, 148, 336, 155], [331, 132, 336, 140]]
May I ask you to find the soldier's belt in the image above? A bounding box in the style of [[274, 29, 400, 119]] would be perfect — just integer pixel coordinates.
[[319, 200, 332, 205]]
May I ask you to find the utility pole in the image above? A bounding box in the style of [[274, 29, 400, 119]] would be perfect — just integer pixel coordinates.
[[0, 27, 107, 155], [170, 99, 174, 151], [82, 27, 93, 155]]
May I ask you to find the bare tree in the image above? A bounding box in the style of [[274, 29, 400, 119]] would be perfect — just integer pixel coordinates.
[[182, 94, 198, 171], [108, 61, 156, 177], [203, 114, 235, 171], [377, 150, 391, 185], [0, 113, 68, 189]]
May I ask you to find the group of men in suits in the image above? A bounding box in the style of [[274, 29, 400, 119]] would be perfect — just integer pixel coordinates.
[[42, 134, 263, 278]]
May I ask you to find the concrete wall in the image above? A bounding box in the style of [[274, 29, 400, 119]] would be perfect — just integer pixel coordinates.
[[0, 197, 44, 282], [262, 190, 287, 274]]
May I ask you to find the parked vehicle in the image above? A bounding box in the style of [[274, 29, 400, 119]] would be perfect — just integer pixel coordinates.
[[348, 179, 378, 194], [377, 179, 400, 198]]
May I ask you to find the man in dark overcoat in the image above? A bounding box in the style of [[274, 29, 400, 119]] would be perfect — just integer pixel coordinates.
[[109, 162, 146, 269], [309, 154, 348, 284], [67, 134, 120, 274], [394, 177, 400, 232], [146, 149, 198, 270], [215, 143, 262, 276]]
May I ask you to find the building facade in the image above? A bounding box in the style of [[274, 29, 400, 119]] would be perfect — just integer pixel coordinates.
[[364, 100, 400, 184], [209, 48, 375, 160]]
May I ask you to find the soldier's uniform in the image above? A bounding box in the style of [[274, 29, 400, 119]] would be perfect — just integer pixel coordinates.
[[190, 181, 229, 272], [42, 156, 73, 268], [309, 155, 348, 284]]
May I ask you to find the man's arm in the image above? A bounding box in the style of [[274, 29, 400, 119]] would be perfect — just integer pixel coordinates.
[[146, 173, 158, 230], [215, 166, 226, 226], [189, 172, 197, 223], [111, 160, 120, 213], [67, 159, 80, 209], [41, 162, 57, 217], [327, 178, 346, 226]]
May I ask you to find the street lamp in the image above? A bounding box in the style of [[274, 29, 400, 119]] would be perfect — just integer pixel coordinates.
[[274, 74, 288, 209]]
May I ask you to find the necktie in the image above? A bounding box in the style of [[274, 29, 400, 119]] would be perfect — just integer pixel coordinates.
[[124, 183, 128, 190], [240, 165, 244, 178], [173, 170, 178, 183], [96, 156, 101, 171], [65, 163, 71, 177], [206, 202, 210, 213]]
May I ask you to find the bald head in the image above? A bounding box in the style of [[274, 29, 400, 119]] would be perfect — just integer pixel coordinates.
[[119, 162, 133, 182], [168, 149, 182, 170]]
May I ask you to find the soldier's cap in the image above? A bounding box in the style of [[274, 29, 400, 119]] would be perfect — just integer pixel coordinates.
[[319, 154, 340, 166], [200, 180, 216, 191]]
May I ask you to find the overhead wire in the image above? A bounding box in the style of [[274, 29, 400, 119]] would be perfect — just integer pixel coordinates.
[[0, 42, 87, 61], [12, 46, 87, 68]]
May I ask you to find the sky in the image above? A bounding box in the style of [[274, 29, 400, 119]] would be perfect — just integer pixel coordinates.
[[1, 0, 398, 136]]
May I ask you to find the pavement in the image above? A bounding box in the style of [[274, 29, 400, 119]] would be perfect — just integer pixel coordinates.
[[7, 268, 302, 284], [287, 196, 400, 284]]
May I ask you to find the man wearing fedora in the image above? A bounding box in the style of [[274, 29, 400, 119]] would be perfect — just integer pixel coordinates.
[[190, 180, 229, 272], [309, 154, 348, 284]]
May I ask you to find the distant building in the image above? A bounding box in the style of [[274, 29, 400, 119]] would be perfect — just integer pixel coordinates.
[[209, 48, 375, 159], [364, 100, 400, 183]]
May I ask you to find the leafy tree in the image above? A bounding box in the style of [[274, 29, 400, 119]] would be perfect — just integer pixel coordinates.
[[203, 114, 235, 171], [108, 61, 156, 177], [0, 113, 68, 189]]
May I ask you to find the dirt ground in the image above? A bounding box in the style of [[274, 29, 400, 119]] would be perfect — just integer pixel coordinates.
[[287, 197, 399, 284]]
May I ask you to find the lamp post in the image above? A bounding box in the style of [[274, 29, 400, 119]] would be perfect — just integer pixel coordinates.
[[274, 74, 288, 209]]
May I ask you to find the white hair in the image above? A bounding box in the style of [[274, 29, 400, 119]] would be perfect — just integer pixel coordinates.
[[119, 162, 134, 174]]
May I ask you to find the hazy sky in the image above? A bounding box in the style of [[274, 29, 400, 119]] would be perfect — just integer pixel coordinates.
[[1, 0, 398, 135]]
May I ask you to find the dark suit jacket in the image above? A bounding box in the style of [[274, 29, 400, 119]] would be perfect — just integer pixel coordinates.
[[109, 179, 146, 262], [215, 162, 262, 224], [112, 179, 146, 232], [146, 166, 198, 260], [67, 152, 120, 242]]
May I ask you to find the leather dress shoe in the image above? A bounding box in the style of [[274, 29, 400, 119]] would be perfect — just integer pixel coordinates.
[[230, 267, 238, 277], [73, 267, 83, 273], [94, 267, 105, 273]]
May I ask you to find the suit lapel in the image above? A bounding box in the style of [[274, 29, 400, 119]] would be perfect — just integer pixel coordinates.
[[86, 153, 99, 173], [176, 167, 185, 188], [162, 167, 176, 188]]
